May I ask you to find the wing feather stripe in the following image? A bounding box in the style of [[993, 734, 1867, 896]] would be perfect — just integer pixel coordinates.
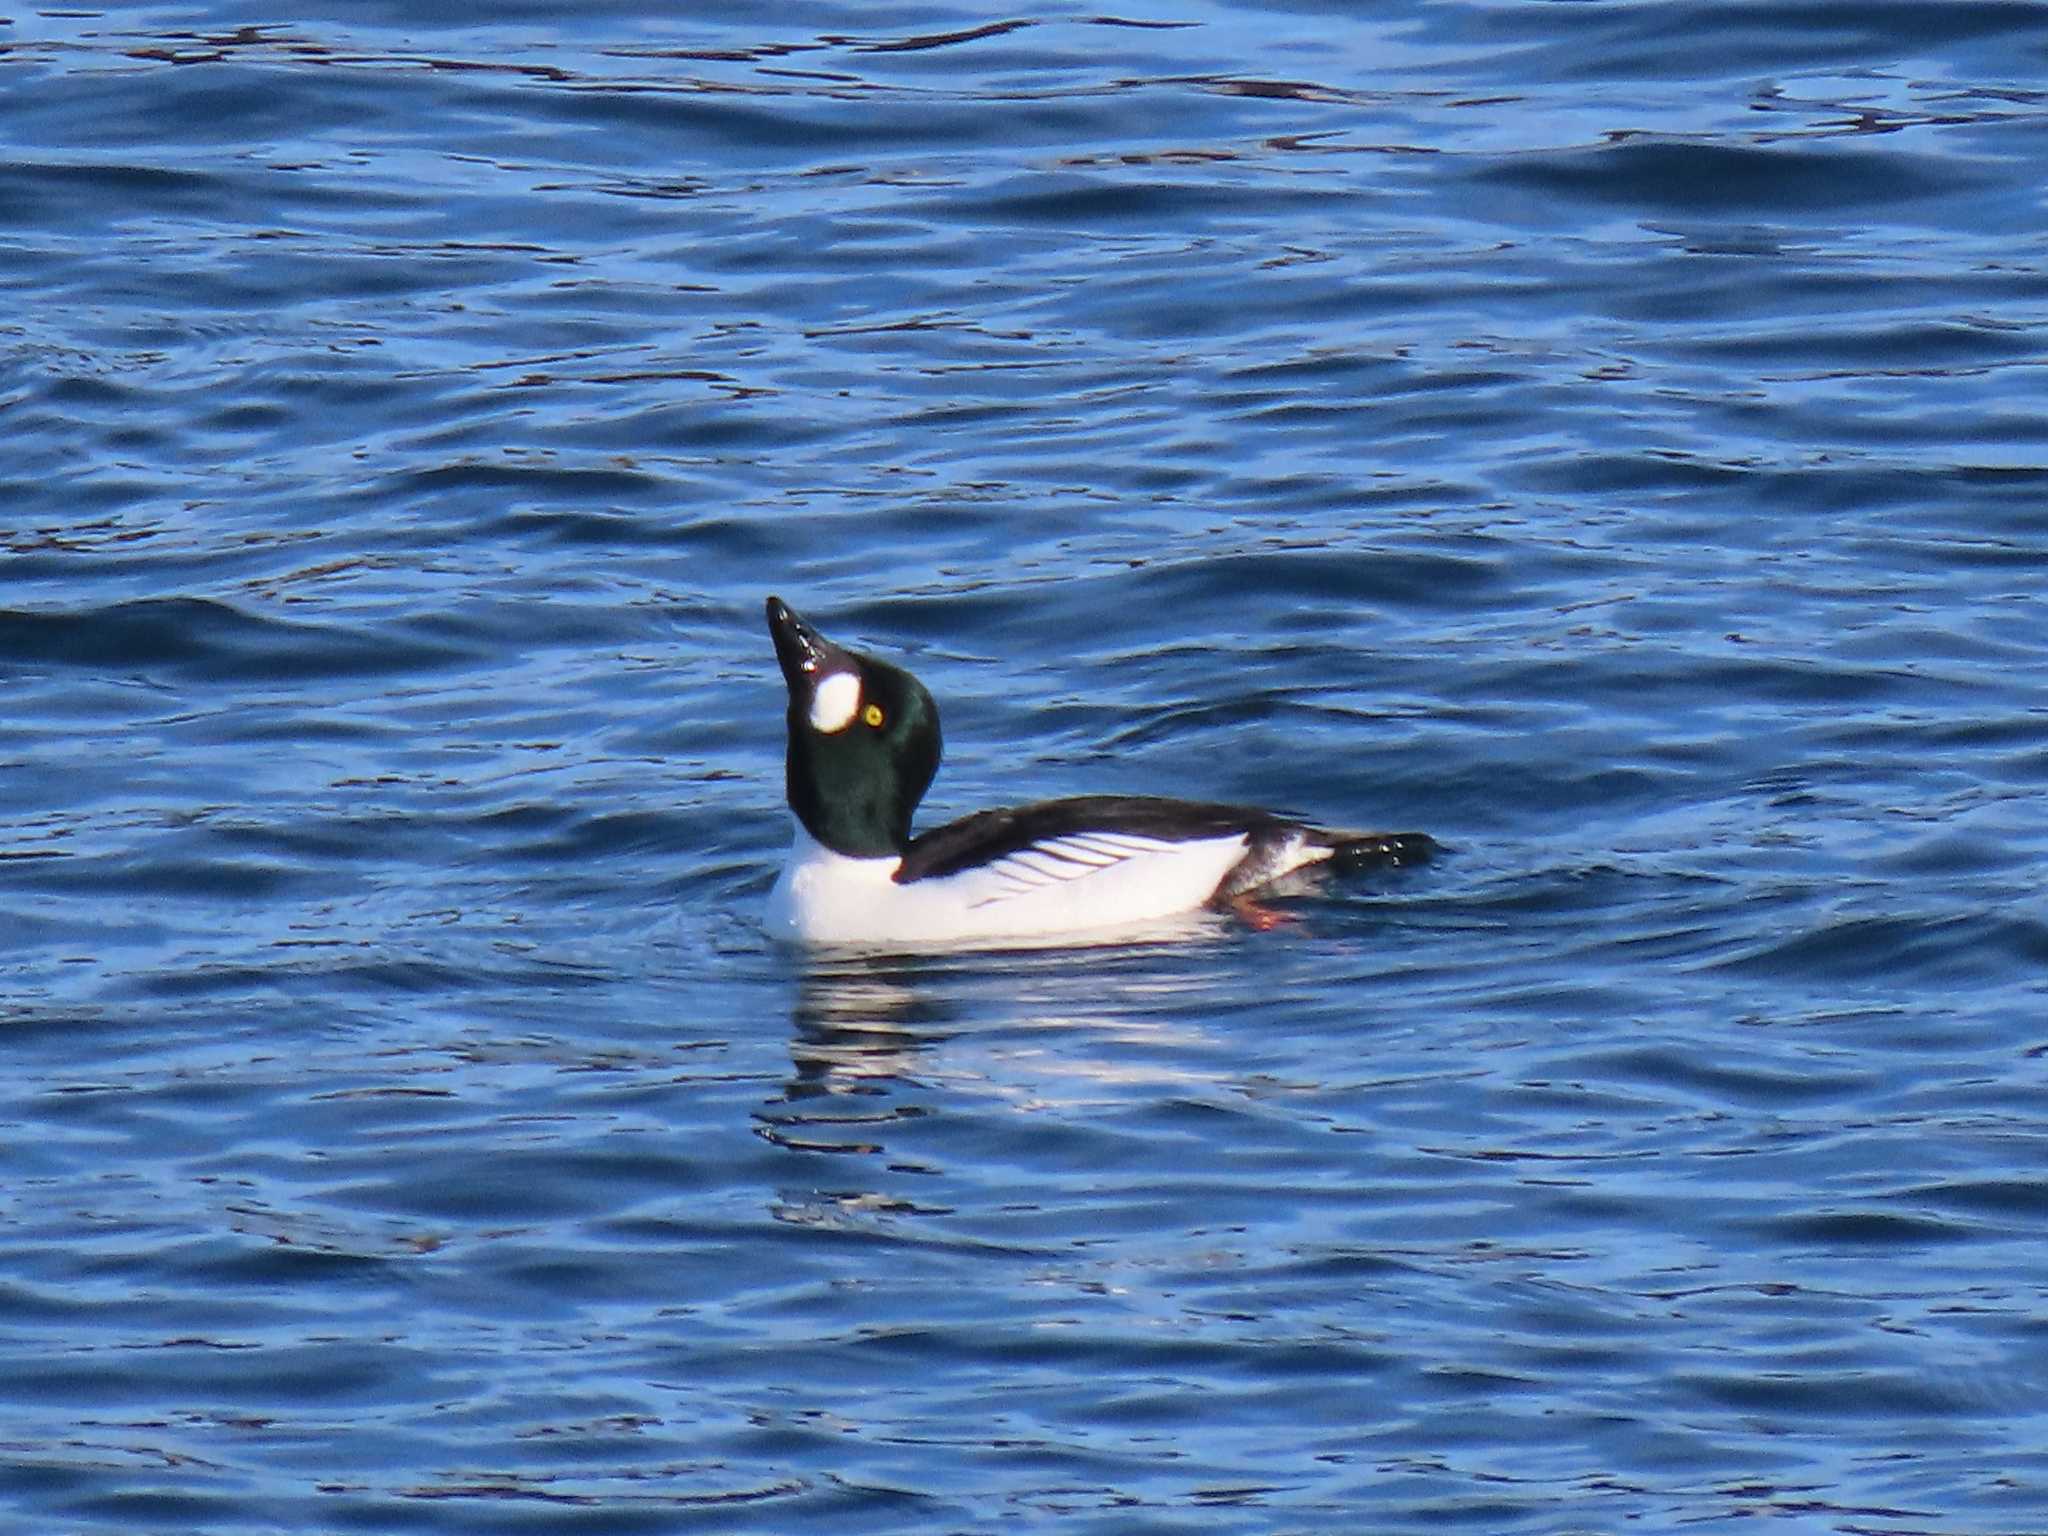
[[1036, 838, 1119, 867]]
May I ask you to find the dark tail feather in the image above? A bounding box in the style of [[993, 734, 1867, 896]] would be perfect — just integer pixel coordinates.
[[1329, 831, 1439, 871]]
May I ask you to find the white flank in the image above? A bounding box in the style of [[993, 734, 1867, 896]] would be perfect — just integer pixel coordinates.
[[766, 819, 1254, 947], [808, 670, 862, 733]]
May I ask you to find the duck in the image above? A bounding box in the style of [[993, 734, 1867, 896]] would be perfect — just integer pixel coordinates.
[[764, 595, 1432, 946]]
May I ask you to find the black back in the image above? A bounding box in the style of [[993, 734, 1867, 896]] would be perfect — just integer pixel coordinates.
[[897, 794, 1300, 884]]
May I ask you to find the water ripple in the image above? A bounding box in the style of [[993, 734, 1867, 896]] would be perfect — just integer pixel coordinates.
[[6, 2, 2048, 1532]]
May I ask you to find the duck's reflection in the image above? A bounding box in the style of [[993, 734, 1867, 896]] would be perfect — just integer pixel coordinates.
[[748, 955, 959, 1160], [755, 919, 1230, 1163], [783, 958, 955, 1098]]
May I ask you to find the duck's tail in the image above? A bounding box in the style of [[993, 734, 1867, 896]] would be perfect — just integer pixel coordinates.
[[1327, 830, 1440, 871]]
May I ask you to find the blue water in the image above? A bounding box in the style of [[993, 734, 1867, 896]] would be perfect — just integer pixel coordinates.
[[6, 2, 2048, 1530]]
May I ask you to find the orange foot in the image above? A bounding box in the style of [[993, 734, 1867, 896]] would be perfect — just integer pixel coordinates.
[[1231, 895, 1297, 932]]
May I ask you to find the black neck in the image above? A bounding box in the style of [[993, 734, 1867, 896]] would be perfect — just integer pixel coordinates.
[[787, 725, 915, 858]]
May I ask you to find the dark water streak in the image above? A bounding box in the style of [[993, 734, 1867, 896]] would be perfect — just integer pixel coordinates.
[[5, 1, 2048, 1532]]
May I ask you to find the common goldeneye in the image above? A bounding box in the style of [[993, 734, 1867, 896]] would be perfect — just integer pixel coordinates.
[[764, 596, 1433, 947]]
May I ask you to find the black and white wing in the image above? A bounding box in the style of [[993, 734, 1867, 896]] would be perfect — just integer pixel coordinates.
[[898, 794, 1434, 906]]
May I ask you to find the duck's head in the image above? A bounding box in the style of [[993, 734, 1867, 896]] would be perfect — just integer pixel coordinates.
[[766, 596, 942, 858]]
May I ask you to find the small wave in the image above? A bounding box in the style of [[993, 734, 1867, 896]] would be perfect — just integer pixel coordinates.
[[1470, 139, 1991, 220], [0, 597, 477, 683]]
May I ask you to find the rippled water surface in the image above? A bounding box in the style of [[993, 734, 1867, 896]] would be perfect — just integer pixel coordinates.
[[7, 1, 2048, 1530]]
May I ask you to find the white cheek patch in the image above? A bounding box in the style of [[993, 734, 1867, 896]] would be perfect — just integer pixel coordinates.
[[808, 670, 862, 733]]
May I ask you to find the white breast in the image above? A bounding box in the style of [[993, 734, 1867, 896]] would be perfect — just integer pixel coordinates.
[[766, 820, 1266, 947]]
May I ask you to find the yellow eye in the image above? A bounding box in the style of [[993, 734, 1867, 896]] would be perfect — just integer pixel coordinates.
[[862, 703, 885, 728]]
